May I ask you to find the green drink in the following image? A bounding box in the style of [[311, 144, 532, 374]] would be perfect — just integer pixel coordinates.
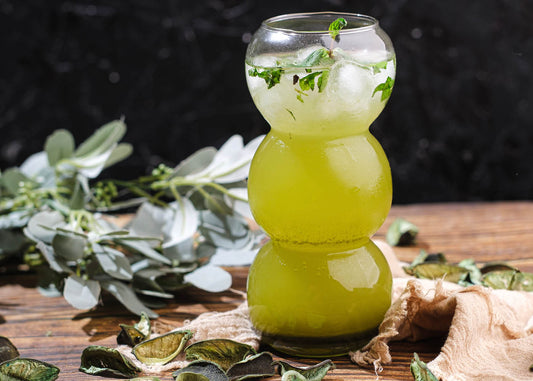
[[245, 12, 395, 356]]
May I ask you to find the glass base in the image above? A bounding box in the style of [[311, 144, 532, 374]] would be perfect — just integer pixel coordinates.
[[261, 327, 378, 358]]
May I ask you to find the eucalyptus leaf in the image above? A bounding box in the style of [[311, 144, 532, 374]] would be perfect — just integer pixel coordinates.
[[94, 243, 133, 280], [133, 268, 170, 296], [35, 241, 72, 274], [26, 211, 65, 244], [45, 129, 75, 166], [410, 353, 439, 381], [52, 233, 86, 261], [172, 147, 217, 177], [69, 147, 116, 179], [0, 210, 31, 229], [184, 265, 232, 293], [133, 330, 193, 365], [64, 275, 101, 310], [226, 352, 276, 380], [172, 361, 228, 381], [75, 119, 126, 158], [164, 199, 199, 244], [116, 239, 171, 266], [100, 279, 158, 318], [199, 211, 252, 250], [0, 336, 19, 363], [162, 237, 197, 263], [0, 229, 29, 258], [68, 179, 86, 210], [223, 188, 253, 220], [0, 168, 32, 196], [0, 358, 60, 381], [386, 217, 419, 246], [276, 359, 335, 381], [209, 248, 258, 267], [185, 339, 256, 372], [19, 151, 50, 178], [104, 142, 133, 168], [80, 345, 140, 378]]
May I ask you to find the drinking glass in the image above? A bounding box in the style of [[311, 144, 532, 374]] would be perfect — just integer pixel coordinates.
[[245, 12, 395, 357]]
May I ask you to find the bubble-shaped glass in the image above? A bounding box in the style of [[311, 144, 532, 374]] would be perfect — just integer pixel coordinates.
[[245, 12, 395, 357]]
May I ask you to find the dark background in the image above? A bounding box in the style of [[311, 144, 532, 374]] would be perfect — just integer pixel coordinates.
[[1, 0, 532, 203]]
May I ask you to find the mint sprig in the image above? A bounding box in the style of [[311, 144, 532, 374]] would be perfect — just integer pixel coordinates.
[[328, 17, 347, 40]]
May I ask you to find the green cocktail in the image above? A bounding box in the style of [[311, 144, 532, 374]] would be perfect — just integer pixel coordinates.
[[245, 12, 395, 357]]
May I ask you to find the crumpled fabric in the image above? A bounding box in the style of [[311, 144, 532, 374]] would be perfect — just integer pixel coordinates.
[[350, 276, 533, 381]]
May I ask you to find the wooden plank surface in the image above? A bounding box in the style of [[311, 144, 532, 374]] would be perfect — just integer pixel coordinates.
[[0, 201, 532, 380]]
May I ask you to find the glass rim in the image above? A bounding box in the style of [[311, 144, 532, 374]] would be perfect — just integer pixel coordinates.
[[262, 12, 378, 35]]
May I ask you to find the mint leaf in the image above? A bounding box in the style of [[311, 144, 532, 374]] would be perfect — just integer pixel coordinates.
[[329, 17, 347, 40], [372, 76, 395, 101], [248, 67, 283, 89], [300, 48, 333, 67], [372, 61, 389, 74], [317, 71, 329, 93], [299, 71, 322, 91]]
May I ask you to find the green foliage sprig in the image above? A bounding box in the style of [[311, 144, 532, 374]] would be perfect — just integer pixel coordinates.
[[0, 120, 265, 317]]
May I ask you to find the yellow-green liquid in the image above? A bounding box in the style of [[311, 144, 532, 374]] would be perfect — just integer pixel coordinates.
[[246, 54, 395, 356]]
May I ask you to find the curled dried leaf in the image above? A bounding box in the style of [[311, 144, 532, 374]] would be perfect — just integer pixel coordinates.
[[276, 359, 335, 381], [117, 311, 152, 346], [133, 330, 192, 365], [0, 336, 19, 363], [226, 352, 276, 380], [185, 339, 256, 372], [411, 263, 468, 283], [0, 357, 60, 381], [172, 360, 228, 381], [80, 345, 140, 378], [410, 353, 439, 381], [386, 217, 419, 246]]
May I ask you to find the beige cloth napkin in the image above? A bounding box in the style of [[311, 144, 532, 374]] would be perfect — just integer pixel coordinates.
[[121, 240, 533, 380]]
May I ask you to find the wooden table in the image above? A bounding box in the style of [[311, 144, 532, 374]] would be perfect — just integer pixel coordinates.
[[0, 202, 532, 380]]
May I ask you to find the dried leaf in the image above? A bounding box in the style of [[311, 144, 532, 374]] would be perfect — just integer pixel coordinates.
[[133, 330, 192, 365], [226, 352, 276, 380], [281, 370, 307, 381], [410, 353, 439, 381], [185, 339, 256, 372], [482, 270, 533, 291], [0, 358, 59, 381], [480, 261, 518, 274], [411, 263, 468, 283], [172, 361, 228, 381], [117, 325, 146, 347], [0, 336, 19, 363], [80, 345, 140, 378], [386, 217, 419, 246], [276, 359, 335, 381]]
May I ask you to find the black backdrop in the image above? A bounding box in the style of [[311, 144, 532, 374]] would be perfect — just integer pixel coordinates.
[[2, 0, 532, 203]]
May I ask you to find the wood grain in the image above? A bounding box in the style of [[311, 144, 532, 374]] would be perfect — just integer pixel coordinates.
[[0, 202, 531, 380]]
